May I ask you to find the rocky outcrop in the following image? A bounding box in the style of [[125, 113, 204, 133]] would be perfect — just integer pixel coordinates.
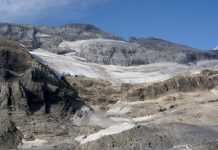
[[66, 70, 218, 104], [60, 38, 218, 66], [60, 39, 150, 66], [129, 37, 218, 64], [0, 118, 22, 149], [66, 77, 122, 105], [0, 37, 85, 116], [0, 23, 122, 52], [126, 70, 218, 101]]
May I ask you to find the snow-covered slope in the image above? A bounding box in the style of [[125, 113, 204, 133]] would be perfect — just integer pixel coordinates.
[[59, 39, 139, 53], [59, 39, 150, 66], [214, 46, 218, 50], [30, 49, 218, 84], [59, 38, 218, 66]]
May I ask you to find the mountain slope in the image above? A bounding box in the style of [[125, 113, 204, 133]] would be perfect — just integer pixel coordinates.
[[58, 38, 218, 66], [59, 39, 150, 66], [0, 37, 85, 116], [129, 37, 218, 64], [65, 70, 218, 105], [1, 23, 218, 150], [1, 23, 218, 66], [0, 23, 122, 52]]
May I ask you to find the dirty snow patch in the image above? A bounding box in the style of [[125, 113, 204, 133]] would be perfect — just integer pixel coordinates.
[[210, 88, 218, 96], [35, 33, 51, 38], [18, 139, 48, 149], [110, 117, 132, 123], [107, 102, 132, 115], [75, 122, 135, 144], [133, 115, 156, 122], [59, 39, 139, 53]]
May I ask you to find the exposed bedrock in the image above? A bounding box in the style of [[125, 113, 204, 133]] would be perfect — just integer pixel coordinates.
[[66, 70, 218, 104], [0, 23, 122, 51], [129, 37, 218, 64], [60, 38, 218, 66], [0, 37, 85, 116], [126, 70, 218, 101], [0, 117, 22, 149]]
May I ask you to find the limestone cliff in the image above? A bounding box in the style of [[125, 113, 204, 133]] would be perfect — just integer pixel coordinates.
[[0, 37, 85, 116]]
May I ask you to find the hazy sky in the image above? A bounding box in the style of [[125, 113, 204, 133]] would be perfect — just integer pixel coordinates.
[[0, 0, 217, 49]]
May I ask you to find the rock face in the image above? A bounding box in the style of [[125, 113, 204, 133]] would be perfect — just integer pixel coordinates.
[[0, 37, 84, 116], [59, 38, 218, 66], [129, 37, 218, 64], [0, 23, 122, 52], [125, 70, 218, 101], [0, 117, 22, 149], [60, 39, 150, 66], [66, 77, 122, 105], [66, 70, 218, 104]]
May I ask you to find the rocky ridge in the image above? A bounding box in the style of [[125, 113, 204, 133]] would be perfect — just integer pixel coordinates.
[[0, 23, 218, 65], [129, 37, 218, 64], [66, 70, 218, 105], [0, 23, 122, 52]]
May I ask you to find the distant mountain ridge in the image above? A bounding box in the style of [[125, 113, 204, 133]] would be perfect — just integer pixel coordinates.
[[0, 23, 218, 65], [0, 23, 122, 51], [128, 37, 218, 64]]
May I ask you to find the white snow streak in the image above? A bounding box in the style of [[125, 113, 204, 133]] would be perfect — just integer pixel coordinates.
[[75, 122, 135, 144]]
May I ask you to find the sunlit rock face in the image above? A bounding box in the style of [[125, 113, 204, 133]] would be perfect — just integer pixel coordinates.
[[129, 37, 218, 64]]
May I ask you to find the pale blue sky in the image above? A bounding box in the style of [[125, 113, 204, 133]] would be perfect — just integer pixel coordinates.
[[0, 0, 217, 50]]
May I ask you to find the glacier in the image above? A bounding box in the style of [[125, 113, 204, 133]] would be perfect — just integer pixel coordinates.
[[30, 49, 218, 84]]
